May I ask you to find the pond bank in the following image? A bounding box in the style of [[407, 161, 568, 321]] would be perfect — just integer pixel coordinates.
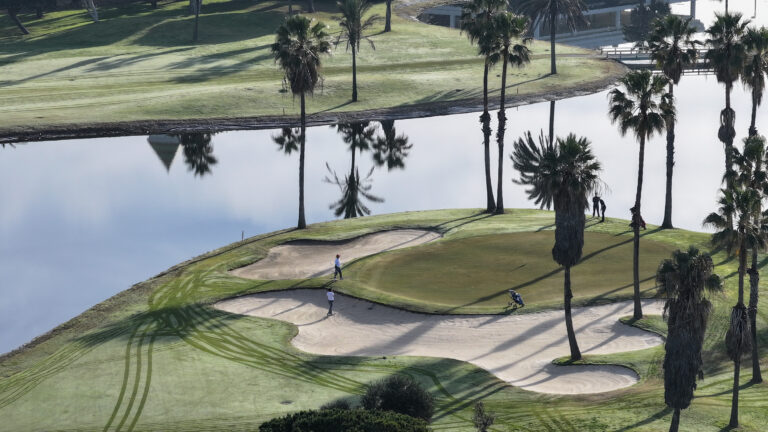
[[0, 64, 622, 144]]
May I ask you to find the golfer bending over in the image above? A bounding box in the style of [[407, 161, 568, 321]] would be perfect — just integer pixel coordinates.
[[327, 287, 335, 316], [333, 254, 343, 280]]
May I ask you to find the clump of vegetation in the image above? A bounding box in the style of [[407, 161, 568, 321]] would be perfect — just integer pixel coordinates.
[[360, 375, 435, 422], [258, 408, 430, 432], [473, 401, 495, 432], [320, 398, 353, 410]]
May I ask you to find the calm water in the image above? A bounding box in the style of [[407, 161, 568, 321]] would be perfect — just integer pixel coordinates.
[[1, 0, 766, 355]]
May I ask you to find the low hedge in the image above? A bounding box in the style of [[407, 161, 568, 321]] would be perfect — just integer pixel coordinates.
[[259, 409, 430, 432]]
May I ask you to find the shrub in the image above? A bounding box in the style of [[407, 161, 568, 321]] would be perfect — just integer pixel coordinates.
[[320, 399, 352, 410], [258, 409, 430, 432], [360, 375, 434, 422]]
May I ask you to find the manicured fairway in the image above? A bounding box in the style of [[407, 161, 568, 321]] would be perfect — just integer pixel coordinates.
[[0, 209, 766, 431], [349, 231, 676, 312], [0, 0, 623, 135]]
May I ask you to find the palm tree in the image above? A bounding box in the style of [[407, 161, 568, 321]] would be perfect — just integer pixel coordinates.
[[373, 120, 412, 170], [608, 70, 673, 320], [461, 0, 507, 213], [336, 0, 381, 102], [706, 13, 749, 186], [3, 0, 29, 34], [516, 0, 587, 75], [272, 14, 332, 229], [647, 15, 699, 229], [511, 131, 601, 360], [742, 26, 768, 137], [656, 247, 722, 432], [704, 182, 764, 428], [734, 135, 768, 384], [493, 12, 531, 214], [180, 133, 217, 177]]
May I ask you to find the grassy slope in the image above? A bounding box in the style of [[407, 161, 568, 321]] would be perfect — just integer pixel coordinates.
[[0, 0, 622, 133], [0, 208, 766, 431]]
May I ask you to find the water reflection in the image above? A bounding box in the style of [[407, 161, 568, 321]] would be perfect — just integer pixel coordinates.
[[373, 120, 412, 170], [180, 133, 217, 177]]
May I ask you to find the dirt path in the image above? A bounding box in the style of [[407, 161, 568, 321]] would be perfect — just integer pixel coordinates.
[[216, 290, 663, 395], [230, 229, 441, 280]]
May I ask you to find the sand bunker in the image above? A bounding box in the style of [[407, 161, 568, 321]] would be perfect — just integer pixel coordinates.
[[230, 229, 441, 280], [215, 290, 664, 395]]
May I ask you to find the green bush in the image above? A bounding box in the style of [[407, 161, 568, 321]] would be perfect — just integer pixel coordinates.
[[259, 409, 430, 432], [360, 375, 435, 422], [320, 399, 353, 410]]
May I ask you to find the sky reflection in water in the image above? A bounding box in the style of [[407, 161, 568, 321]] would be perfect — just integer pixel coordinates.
[[2, 0, 768, 354]]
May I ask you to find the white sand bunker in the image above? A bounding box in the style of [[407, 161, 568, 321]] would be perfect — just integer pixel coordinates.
[[216, 290, 664, 395], [230, 229, 440, 280]]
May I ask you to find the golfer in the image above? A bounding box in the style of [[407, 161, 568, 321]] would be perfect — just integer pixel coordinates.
[[333, 254, 343, 280], [326, 287, 335, 316]]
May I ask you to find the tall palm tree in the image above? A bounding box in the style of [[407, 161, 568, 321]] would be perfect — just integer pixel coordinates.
[[461, 0, 507, 213], [272, 15, 332, 229], [704, 183, 764, 428], [493, 12, 531, 214], [180, 133, 217, 177], [384, 0, 393, 32], [336, 0, 381, 102], [516, 0, 587, 75], [511, 131, 601, 360], [608, 70, 673, 320], [742, 26, 768, 137], [734, 135, 768, 384], [373, 120, 412, 170], [656, 247, 722, 432], [706, 13, 749, 187], [648, 15, 699, 230]]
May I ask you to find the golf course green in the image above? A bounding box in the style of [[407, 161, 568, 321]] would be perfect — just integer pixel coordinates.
[[349, 231, 676, 312], [0, 209, 766, 431]]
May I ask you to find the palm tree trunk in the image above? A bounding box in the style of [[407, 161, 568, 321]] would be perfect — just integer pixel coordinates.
[[289, 0, 293, 15], [298, 93, 307, 229], [482, 62, 495, 213], [564, 265, 581, 360], [549, 3, 557, 75], [494, 52, 509, 215], [8, 8, 29, 35], [352, 47, 358, 102], [739, 243, 746, 306], [193, 0, 201, 42], [668, 407, 681, 432], [385, 0, 392, 32], [662, 83, 675, 229], [725, 82, 734, 183], [632, 134, 646, 320], [749, 248, 762, 383], [549, 100, 555, 144], [307, 0, 315, 13], [749, 86, 758, 137], [728, 358, 740, 428]]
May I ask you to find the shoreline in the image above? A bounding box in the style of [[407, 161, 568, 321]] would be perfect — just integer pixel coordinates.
[[0, 62, 624, 144]]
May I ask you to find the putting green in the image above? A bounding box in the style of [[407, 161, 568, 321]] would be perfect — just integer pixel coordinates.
[[349, 231, 677, 310]]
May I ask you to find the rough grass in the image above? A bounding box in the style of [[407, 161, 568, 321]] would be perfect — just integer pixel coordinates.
[[0, 209, 767, 431], [0, 0, 623, 133]]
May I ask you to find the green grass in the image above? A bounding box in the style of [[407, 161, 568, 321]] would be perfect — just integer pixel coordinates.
[[0, 0, 623, 133], [1, 208, 767, 431], [346, 231, 676, 313]]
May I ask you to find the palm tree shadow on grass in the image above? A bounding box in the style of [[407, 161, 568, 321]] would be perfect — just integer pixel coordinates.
[[614, 407, 673, 432]]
